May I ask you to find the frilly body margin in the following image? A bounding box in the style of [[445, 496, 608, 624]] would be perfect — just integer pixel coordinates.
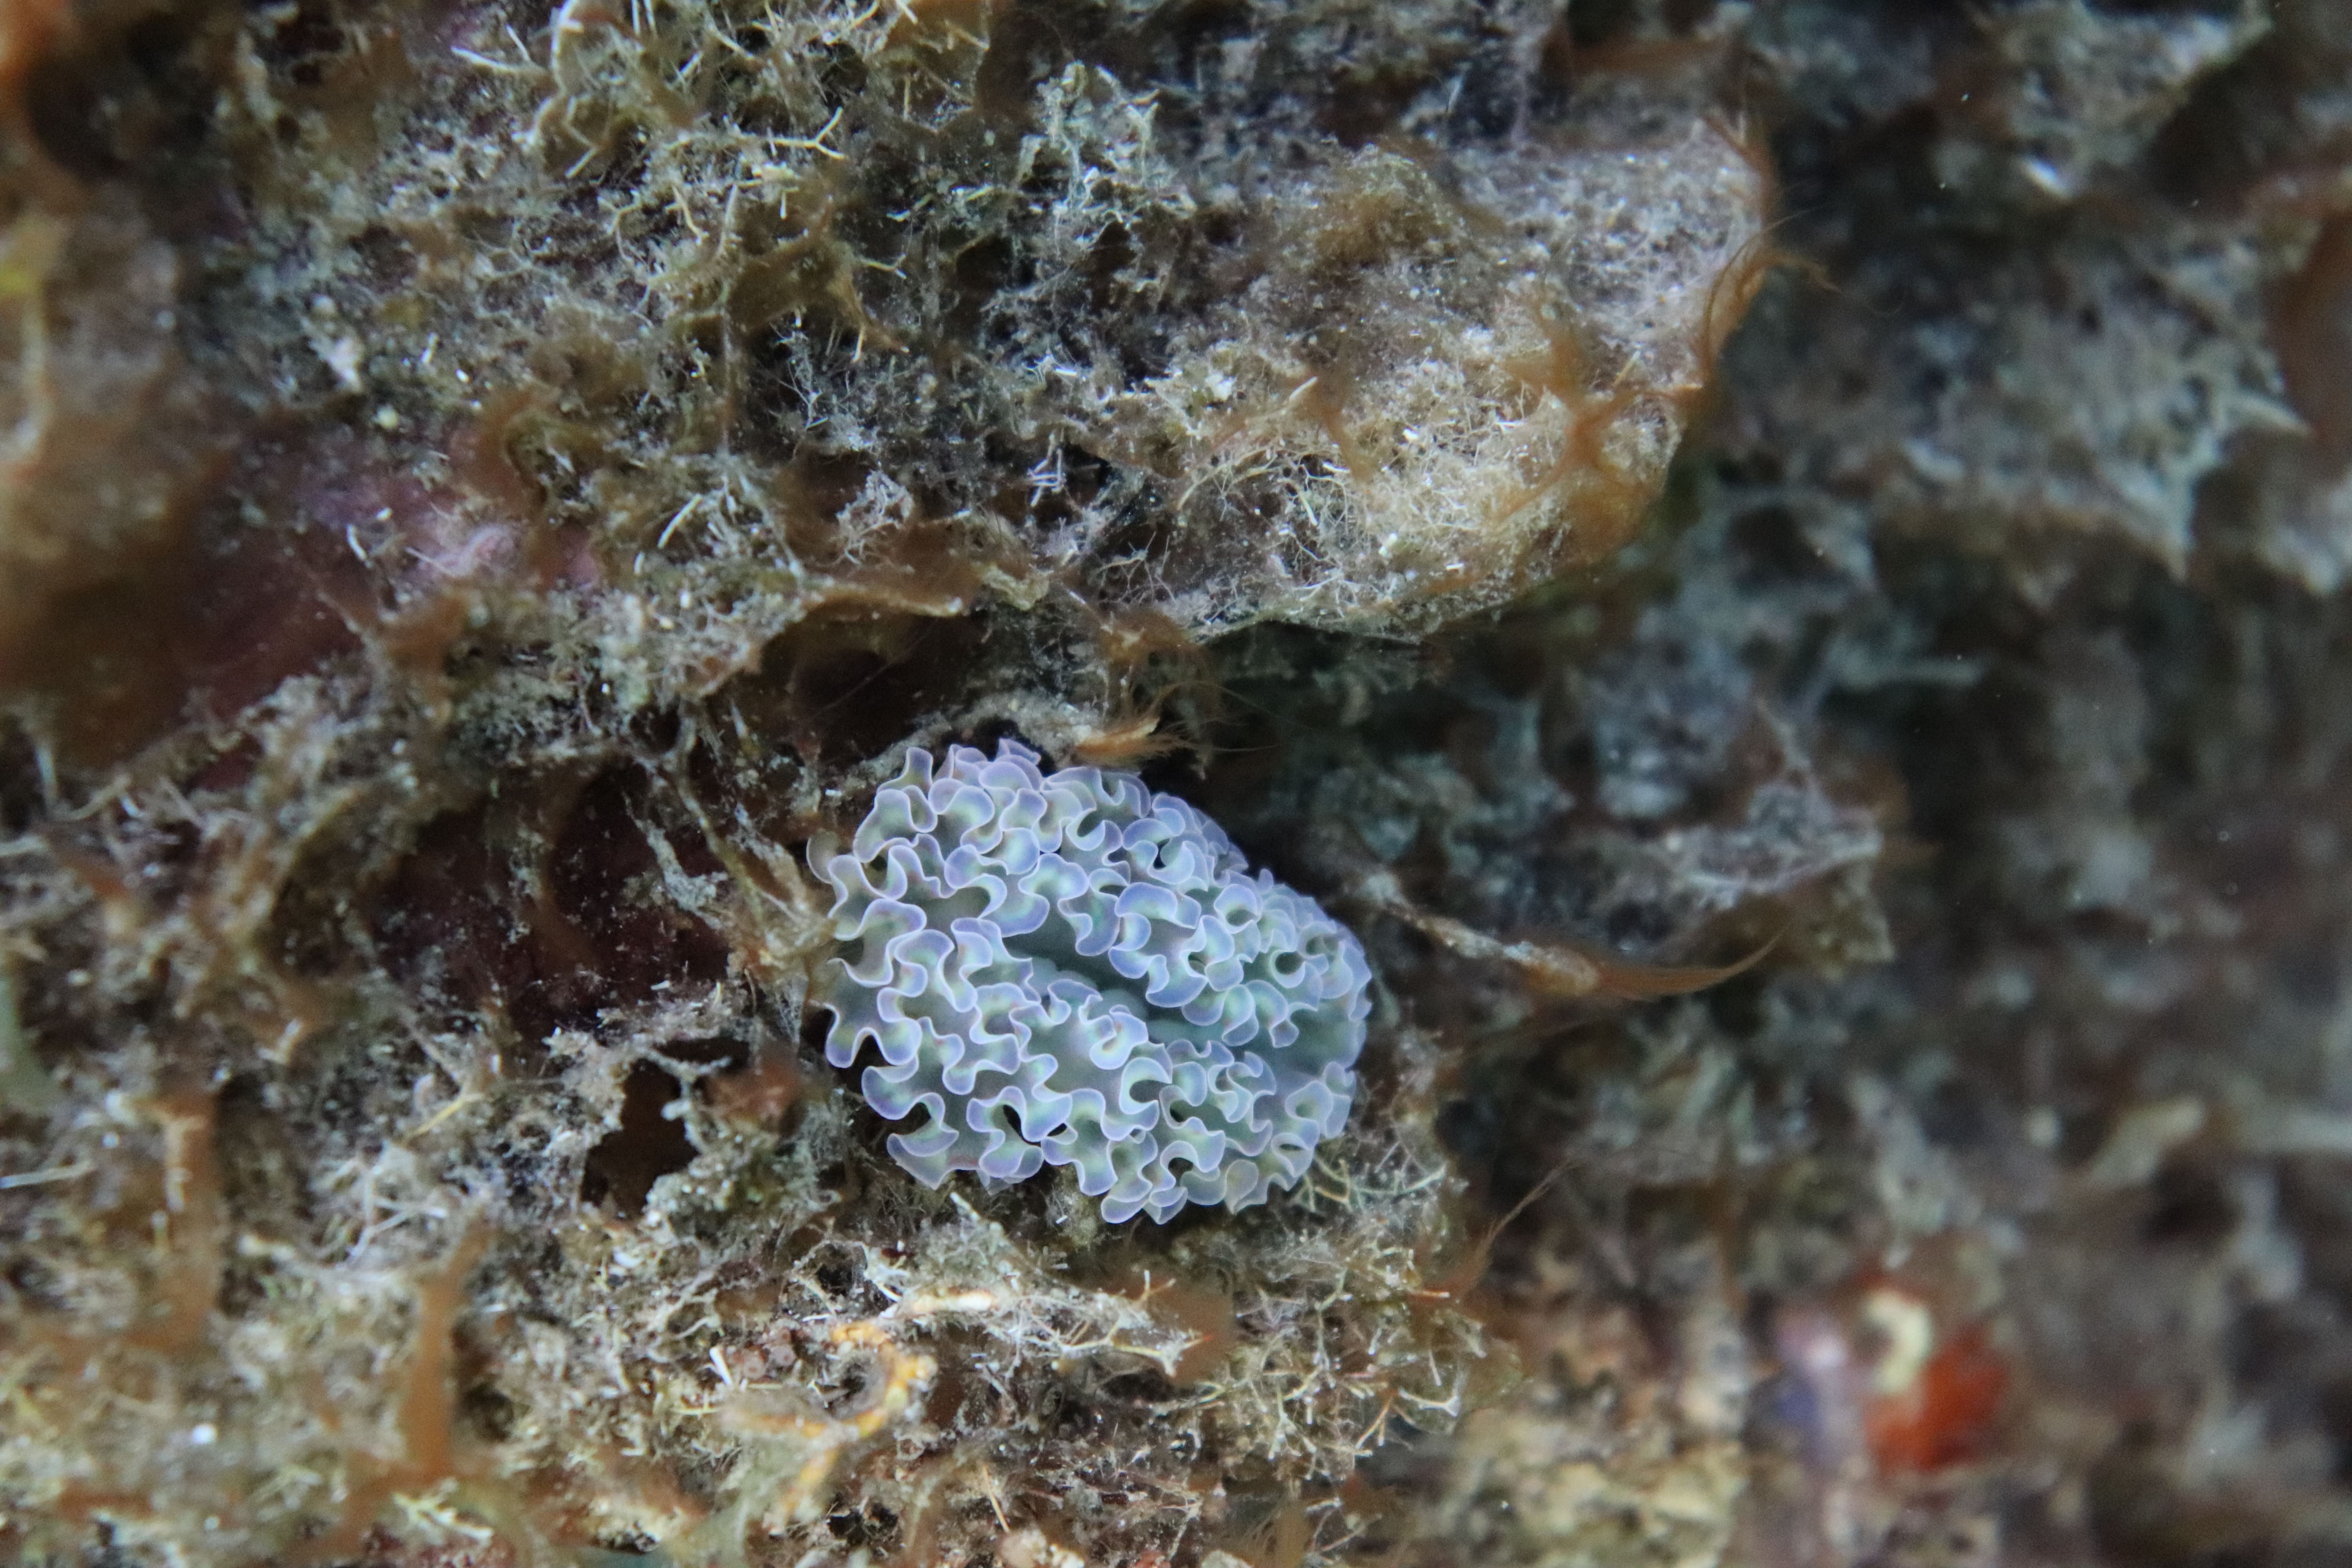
[[809, 740, 1371, 1224]]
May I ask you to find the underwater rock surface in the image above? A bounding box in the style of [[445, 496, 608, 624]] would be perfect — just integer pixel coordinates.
[[4, 1, 2352, 1566]]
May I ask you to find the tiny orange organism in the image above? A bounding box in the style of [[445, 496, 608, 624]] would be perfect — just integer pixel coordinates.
[[1857, 1282, 2009, 1474], [1061, 605, 1226, 770], [1062, 696, 1196, 770]]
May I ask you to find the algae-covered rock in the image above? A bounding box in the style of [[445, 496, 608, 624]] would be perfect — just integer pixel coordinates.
[[0, 0, 1753, 1562], [7, 0, 2352, 1566]]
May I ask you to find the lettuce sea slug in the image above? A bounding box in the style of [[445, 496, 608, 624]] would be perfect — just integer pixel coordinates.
[[810, 740, 1372, 1223]]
